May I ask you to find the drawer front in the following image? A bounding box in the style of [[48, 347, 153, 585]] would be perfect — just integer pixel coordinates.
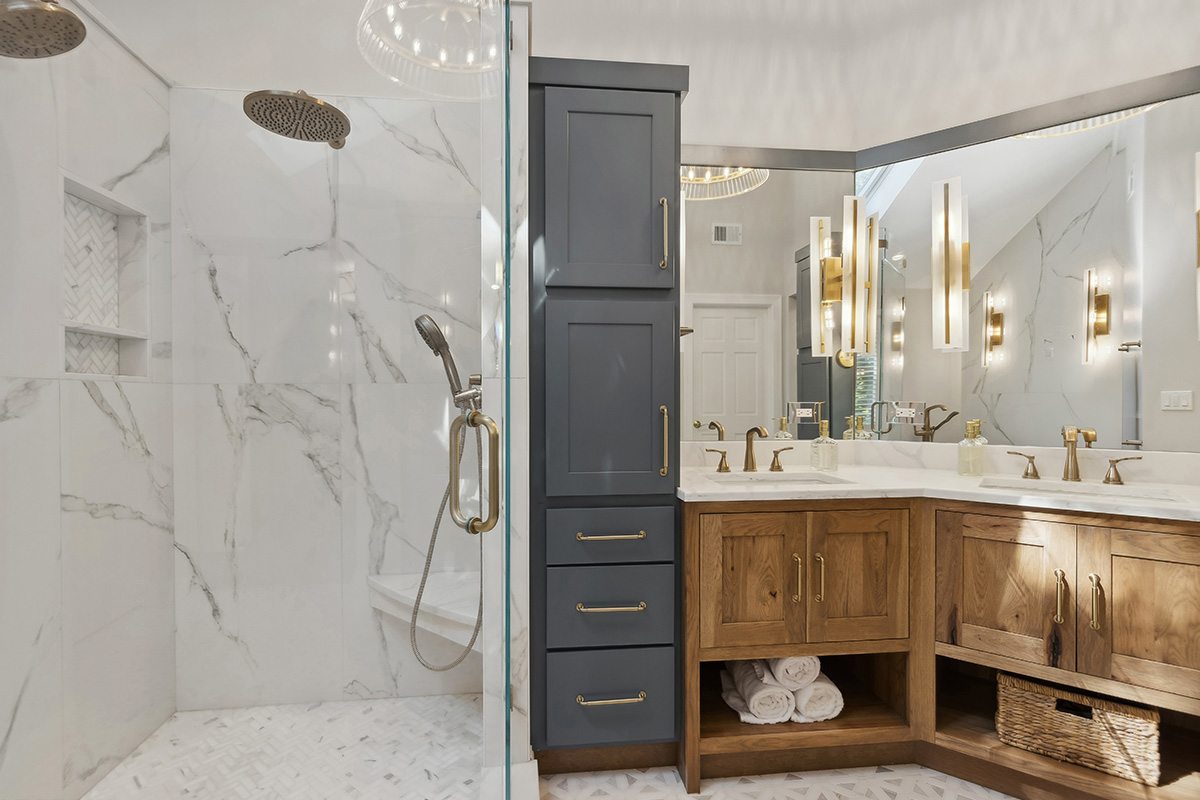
[[545, 646, 676, 747], [546, 506, 675, 565], [546, 564, 675, 649]]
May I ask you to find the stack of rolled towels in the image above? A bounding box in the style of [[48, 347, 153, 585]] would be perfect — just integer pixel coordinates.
[[719, 657, 844, 724]]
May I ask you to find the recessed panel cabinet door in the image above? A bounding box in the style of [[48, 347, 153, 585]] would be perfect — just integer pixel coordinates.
[[807, 510, 908, 642], [699, 513, 806, 649], [545, 298, 676, 496], [938, 513, 1076, 670], [544, 86, 676, 288], [1077, 526, 1200, 699]]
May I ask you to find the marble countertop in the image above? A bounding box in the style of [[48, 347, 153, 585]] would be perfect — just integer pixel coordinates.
[[677, 463, 1200, 523]]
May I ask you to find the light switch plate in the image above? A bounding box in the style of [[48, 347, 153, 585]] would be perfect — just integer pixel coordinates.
[[1160, 390, 1194, 411]]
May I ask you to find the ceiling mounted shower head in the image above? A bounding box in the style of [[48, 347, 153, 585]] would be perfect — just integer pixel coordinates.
[[0, 0, 87, 59], [243, 90, 351, 150]]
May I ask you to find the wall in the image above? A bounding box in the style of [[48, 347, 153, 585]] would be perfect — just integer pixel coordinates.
[[170, 88, 484, 709], [0, 5, 175, 798]]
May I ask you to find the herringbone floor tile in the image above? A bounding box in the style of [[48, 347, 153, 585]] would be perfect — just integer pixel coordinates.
[[83, 695, 483, 800]]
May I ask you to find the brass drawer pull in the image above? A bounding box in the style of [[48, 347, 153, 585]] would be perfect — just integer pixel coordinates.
[[792, 553, 802, 603], [1088, 573, 1102, 631], [660, 405, 669, 476], [659, 197, 669, 269], [576, 690, 647, 707], [576, 530, 647, 542], [815, 553, 825, 603], [1053, 568, 1066, 624], [576, 602, 647, 613]]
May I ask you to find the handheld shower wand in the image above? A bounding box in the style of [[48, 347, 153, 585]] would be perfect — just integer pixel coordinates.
[[414, 314, 480, 410]]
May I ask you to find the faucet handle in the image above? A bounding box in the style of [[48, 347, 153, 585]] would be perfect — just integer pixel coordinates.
[[1103, 456, 1142, 486], [769, 447, 794, 472], [705, 449, 731, 473], [1007, 451, 1040, 480], [1081, 428, 1097, 448]]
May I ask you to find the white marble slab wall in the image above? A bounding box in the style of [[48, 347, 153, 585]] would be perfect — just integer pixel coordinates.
[[171, 87, 485, 709], [0, 4, 174, 798]]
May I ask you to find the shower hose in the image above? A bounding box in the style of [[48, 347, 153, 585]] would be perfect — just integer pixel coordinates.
[[410, 423, 484, 671]]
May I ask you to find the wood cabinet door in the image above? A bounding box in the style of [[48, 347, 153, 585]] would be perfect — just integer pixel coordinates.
[[806, 509, 909, 642], [699, 512, 805, 649], [938, 513, 1076, 669], [1077, 526, 1200, 698]]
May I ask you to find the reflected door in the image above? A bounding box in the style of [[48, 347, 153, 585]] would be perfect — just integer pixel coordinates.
[[690, 300, 777, 439]]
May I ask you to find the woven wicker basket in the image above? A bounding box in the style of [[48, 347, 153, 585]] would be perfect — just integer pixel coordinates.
[[995, 673, 1160, 786]]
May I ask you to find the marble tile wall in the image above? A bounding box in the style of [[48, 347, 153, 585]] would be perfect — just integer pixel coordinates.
[[0, 3, 175, 797], [170, 87, 486, 709]]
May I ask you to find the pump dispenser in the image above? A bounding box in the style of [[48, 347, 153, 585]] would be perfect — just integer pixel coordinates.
[[811, 419, 839, 472]]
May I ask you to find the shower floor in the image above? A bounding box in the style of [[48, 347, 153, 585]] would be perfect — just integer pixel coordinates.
[[82, 694, 482, 800]]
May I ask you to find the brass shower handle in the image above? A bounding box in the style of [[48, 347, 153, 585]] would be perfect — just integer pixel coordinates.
[[449, 410, 500, 534], [660, 197, 669, 269]]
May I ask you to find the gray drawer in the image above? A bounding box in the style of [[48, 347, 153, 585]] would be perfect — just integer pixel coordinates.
[[546, 506, 675, 565], [546, 564, 674, 649], [545, 646, 676, 747]]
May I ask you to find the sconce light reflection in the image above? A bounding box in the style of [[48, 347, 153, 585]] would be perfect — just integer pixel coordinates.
[[810, 198, 879, 358], [981, 292, 1004, 366], [931, 178, 969, 351], [1083, 269, 1111, 365]]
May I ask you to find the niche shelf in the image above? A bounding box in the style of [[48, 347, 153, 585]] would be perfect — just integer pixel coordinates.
[[60, 170, 150, 380]]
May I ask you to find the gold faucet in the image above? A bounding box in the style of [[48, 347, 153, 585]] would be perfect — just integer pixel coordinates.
[[916, 404, 959, 442], [743, 426, 769, 472], [694, 419, 726, 440], [1061, 425, 1097, 481]]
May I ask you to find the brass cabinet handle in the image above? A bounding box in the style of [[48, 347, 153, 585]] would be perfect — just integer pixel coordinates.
[[449, 410, 501, 534], [576, 530, 647, 542], [659, 405, 669, 476], [1088, 573, 1102, 631], [815, 553, 825, 603], [576, 602, 647, 613], [659, 197, 669, 269], [792, 553, 802, 603], [577, 691, 647, 707], [1053, 568, 1066, 624]]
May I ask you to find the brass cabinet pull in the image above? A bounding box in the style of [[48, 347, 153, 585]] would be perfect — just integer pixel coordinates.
[[659, 197, 669, 269], [576, 530, 647, 542], [449, 410, 501, 534], [577, 691, 647, 707], [659, 405, 669, 476], [815, 553, 825, 603], [1053, 568, 1066, 624], [1088, 573, 1102, 631], [576, 602, 647, 613], [792, 553, 802, 603]]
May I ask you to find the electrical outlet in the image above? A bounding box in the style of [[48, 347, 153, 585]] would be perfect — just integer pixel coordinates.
[[1160, 390, 1194, 411]]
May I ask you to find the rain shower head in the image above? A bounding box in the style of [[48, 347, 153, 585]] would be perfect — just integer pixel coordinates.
[[243, 90, 351, 150], [0, 0, 86, 59], [415, 314, 466, 398]]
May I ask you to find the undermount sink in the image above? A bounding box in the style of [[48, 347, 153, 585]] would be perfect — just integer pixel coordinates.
[[707, 471, 854, 485], [978, 476, 1187, 504]]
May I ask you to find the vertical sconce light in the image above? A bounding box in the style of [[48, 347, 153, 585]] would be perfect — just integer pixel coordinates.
[[981, 292, 1004, 366], [1082, 268, 1110, 364], [1195, 152, 1199, 341], [811, 198, 879, 358], [931, 178, 968, 351]]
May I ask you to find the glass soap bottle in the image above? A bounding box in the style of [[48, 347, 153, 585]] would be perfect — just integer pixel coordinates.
[[774, 417, 794, 439], [854, 415, 873, 440], [958, 420, 984, 477], [842, 416, 856, 440], [972, 419, 988, 445], [811, 420, 839, 472]]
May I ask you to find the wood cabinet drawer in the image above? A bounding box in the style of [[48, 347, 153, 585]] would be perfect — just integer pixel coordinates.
[[545, 646, 677, 747], [546, 506, 675, 565], [546, 564, 675, 649]]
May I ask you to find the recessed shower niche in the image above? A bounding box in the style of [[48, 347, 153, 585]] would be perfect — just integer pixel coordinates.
[[60, 172, 150, 379]]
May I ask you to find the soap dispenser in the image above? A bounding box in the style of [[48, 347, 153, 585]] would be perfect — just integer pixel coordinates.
[[958, 420, 984, 477], [842, 416, 856, 440], [972, 419, 988, 445], [811, 419, 839, 472], [773, 417, 794, 439], [854, 415, 873, 440]]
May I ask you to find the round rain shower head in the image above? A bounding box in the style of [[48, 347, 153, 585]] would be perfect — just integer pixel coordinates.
[[0, 0, 87, 59], [242, 90, 351, 150]]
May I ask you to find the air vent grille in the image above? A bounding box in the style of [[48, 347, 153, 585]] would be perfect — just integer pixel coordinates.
[[712, 223, 742, 245]]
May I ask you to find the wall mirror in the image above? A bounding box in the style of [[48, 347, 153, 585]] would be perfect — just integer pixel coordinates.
[[682, 87, 1200, 453]]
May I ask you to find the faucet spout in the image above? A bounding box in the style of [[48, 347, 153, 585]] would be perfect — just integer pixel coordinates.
[[743, 426, 768, 472], [917, 404, 959, 442], [708, 420, 726, 441], [1061, 425, 1095, 481]]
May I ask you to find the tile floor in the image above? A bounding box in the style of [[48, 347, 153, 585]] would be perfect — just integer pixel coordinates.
[[82, 694, 482, 800]]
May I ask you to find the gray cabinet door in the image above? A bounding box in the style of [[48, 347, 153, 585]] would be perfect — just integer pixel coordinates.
[[544, 86, 676, 288], [545, 298, 676, 496]]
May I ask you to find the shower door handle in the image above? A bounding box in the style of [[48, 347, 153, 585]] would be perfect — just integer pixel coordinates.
[[449, 410, 500, 535]]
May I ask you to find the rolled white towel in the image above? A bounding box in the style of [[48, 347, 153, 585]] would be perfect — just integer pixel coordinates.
[[791, 672, 844, 723], [757, 656, 820, 691], [724, 661, 793, 724]]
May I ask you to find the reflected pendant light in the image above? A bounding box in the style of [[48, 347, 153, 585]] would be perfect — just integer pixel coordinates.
[[357, 0, 501, 101], [931, 177, 968, 351], [680, 165, 769, 201], [1014, 103, 1162, 139]]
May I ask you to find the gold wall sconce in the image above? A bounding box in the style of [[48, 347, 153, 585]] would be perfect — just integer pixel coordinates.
[[981, 292, 1004, 366], [810, 198, 880, 358], [931, 178, 969, 352], [1195, 152, 1199, 341], [1083, 268, 1111, 364]]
